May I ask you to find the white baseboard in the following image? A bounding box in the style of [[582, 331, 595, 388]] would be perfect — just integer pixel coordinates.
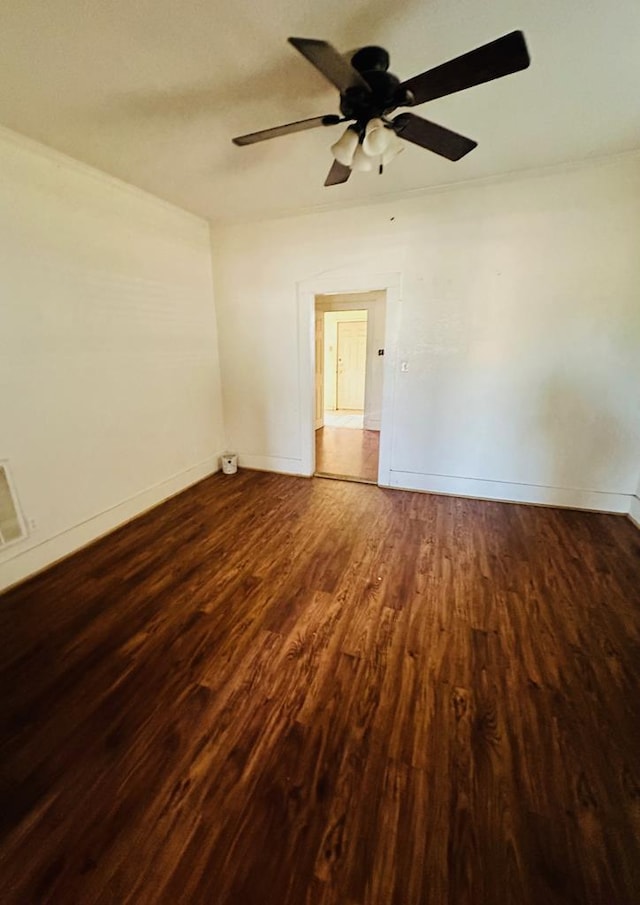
[[0, 455, 223, 593], [5, 457, 632, 594], [239, 454, 310, 477], [363, 418, 381, 431], [384, 470, 631, 514]]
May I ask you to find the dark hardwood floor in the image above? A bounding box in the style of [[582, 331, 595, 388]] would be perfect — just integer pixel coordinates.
[[315, 426, 379, 482], [1, 470, 639, 904]]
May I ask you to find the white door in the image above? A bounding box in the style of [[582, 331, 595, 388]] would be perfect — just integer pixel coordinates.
[[315, 311, 324, 429], [336, 320, 367, 410]]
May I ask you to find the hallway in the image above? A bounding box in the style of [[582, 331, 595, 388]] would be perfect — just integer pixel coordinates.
[[315, 425, 380, 483]]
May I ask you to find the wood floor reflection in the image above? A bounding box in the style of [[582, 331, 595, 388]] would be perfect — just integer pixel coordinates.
[[315, 426, 379, 483]]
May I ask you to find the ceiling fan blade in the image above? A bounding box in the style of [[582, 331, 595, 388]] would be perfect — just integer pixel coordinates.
[[288, 37, 371, 94], [232, 115, 339, 146], [324, 159, 352, 187], [401, 31, 530, 105], [393, 112, 477, 161]]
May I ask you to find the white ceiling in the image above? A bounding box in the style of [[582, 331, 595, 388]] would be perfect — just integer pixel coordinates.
[[1, 0, 639, 223]]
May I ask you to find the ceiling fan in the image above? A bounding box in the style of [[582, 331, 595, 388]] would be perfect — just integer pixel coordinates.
[[232, 32, 530, 186]]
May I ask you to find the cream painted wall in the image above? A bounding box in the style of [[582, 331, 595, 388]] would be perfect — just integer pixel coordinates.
[[212, 154, 640, 511], [0, 127, 225, 590], [322, 310, 368, 413]]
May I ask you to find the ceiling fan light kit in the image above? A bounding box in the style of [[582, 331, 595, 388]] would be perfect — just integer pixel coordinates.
[[331, 119, 403, 173], [232, 31, 530, 187]]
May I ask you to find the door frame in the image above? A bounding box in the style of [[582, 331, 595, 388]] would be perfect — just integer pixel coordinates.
[[314, 309, 325, 429], [297, 270, 401, 485]]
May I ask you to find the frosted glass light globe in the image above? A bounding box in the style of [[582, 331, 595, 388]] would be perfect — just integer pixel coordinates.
[[330, 128, 358, 166], [362, 118, 392, 157]]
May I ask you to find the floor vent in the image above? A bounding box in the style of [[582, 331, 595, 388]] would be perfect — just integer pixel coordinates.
[[0, 463, 26, 547]]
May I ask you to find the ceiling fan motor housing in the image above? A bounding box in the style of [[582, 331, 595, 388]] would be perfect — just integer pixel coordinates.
[[350, 45, 390, 73], [340, 46, 411, 124]]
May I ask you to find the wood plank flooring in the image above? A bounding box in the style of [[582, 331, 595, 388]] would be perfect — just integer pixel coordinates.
[[315, 426, 379, 482], [1, 470, 639, 904]]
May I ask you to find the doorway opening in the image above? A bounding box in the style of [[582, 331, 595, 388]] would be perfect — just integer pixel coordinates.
[[314, 291, 386, 484]]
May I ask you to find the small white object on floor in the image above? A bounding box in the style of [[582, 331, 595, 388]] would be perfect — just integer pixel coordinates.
[[221, 453, 238, 474]]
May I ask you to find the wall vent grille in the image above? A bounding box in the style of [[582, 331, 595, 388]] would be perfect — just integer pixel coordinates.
[[0, 463, 26, 548]]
